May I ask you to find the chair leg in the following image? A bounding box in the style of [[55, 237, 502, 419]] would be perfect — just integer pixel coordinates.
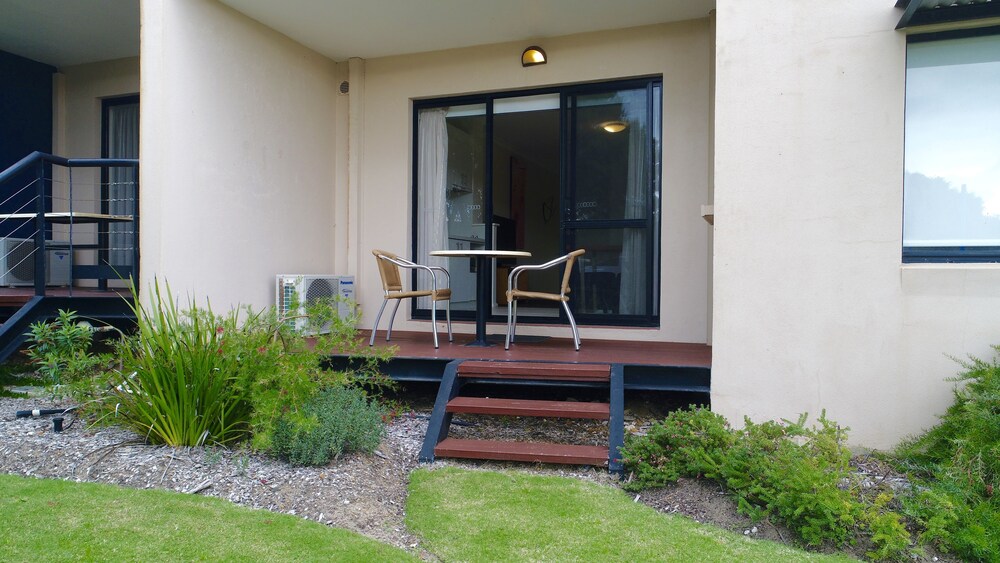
[[562, 300, 581, 351], [512, 300, 520, 342], [386, 299, 402, 342], [369, 298, 389, 346], [445, 300, 453, 342], [505, 298, 514, 350], [431, 298, 439, 349]]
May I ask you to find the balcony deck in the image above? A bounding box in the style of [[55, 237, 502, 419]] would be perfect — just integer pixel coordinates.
[[354, 330, 711, 394]]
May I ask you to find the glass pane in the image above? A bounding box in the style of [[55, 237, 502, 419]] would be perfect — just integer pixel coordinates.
[[107, 102, 138, 267], [490, 94, 561, 315], [416, 104, 485, 312], [904, 35, 1000, 247], [569, 88, 650, 222], [567, 228, 649, 317]]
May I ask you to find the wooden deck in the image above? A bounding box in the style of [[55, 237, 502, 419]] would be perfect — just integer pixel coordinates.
[[356, 330, 711, 394], [0, 287, 129, 308], [363, 330, 711, 368]]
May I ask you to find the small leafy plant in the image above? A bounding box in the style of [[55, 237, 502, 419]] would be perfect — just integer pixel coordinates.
[[271, 385, 385, 466], [24, 309, 110, 387]]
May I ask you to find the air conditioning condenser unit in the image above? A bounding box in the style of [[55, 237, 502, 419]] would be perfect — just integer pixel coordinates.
[[275, 275, 355, 335], [0, 238, 72, 287]]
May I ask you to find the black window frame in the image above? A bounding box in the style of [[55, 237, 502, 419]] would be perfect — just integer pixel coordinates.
[[411, 76, 662, 327], [902, 26, 1000, 264]]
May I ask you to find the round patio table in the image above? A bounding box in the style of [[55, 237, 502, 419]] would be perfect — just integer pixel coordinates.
[[430, 249, 531, 347]]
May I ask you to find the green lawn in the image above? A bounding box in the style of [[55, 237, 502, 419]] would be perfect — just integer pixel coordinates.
[[406, 467, 855, 562], [2, 468, 857, 562], [0, 474, 415, 561]]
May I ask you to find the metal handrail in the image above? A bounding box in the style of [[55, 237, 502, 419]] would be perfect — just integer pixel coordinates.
[[0, 152, 140, 296]]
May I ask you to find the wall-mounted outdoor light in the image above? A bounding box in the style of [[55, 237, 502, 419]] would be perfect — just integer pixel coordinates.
[[521, 46, 547, 67]]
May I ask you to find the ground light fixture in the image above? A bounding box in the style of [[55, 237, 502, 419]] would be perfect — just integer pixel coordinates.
[[521, 46, 547, 66]]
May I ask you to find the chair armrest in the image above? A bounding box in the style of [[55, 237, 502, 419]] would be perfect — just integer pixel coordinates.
[[381, 255, 449, 291]]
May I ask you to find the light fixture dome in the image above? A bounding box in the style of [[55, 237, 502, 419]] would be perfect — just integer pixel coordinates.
[[599, 121, 627, 133], [521, 46, 547, 67]]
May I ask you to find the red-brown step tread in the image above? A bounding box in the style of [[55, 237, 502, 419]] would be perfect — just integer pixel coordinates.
[[434, 438, 608, 466]]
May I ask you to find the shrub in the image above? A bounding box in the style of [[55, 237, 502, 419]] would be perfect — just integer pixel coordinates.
[[622, 408, 912, 555], [617, 407, 733, 488], [892, 346, 1000, 561], [24, 309, 109, 386], [271, 385, 385, 466], [107, 279, 394, 450]]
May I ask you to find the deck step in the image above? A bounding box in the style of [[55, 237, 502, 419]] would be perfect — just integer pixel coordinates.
[[434, 438, 608, 466], [446, 397, 610, 419], [458, 361, 610, 382]]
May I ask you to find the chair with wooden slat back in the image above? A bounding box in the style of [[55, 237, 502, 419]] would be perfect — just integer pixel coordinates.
[[505, 248, 585, 350], [370, 249, 452, 348]]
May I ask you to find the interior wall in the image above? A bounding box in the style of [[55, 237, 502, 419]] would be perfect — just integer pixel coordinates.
[[140, 0, 343, 309], [357, 21, 713, 343], [712, 1, 1000, 448]]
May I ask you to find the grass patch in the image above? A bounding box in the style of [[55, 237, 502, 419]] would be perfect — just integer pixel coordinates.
[[406, 467, 852, 562], [0, 357, 36, 398], [0, 474, 416, 561]]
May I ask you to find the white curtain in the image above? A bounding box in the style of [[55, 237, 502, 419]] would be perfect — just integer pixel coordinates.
[[107, 102, 139, 267], [619, 114, 647, 315], [416, 108, 449, 308]]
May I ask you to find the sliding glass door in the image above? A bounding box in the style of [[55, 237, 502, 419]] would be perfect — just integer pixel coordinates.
[[413, 78, 661, 326]]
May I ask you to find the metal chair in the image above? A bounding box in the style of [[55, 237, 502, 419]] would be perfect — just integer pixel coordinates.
[[370, 249, 452, 348], [505, 248, 586, 351]]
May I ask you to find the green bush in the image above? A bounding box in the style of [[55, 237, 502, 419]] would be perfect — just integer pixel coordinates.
[[271, 385, 385, 466], [107, 280, 393, 450], [892, 346, 1000, 561], [25, 309, 109, 386], [616, 407, 734, 488], [621, 408, 912, 556]]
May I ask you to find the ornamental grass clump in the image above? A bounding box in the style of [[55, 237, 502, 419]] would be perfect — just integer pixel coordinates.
[[112, 281, 252, 446]]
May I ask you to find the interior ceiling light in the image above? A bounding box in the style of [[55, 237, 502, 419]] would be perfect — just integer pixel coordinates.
[[599, 121, 627, 133], [521, 46, 547, 67]]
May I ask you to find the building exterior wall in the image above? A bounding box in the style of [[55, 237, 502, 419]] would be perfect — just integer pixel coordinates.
[[139, 0, 343, 309], [0, 50, 54, 240], [49, 57, 139, 252], [355, 21, 713, 343], [712, 1, 1000, 448]]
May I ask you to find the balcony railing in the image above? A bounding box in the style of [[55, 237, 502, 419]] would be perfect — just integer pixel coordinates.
[[0, 152, 139, 295]]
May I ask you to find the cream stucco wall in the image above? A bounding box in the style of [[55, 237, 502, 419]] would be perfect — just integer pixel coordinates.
[[712, 1, 1000, 448], [356, 21, 713, 343], [140, 0, 343, 308], [51, 57, 139, 265]]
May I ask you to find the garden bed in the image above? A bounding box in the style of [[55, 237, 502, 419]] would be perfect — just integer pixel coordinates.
[[0, 392, 958, 561]]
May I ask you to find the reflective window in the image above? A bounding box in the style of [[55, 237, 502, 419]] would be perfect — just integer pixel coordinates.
[[904, 32, 1000, 261]]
